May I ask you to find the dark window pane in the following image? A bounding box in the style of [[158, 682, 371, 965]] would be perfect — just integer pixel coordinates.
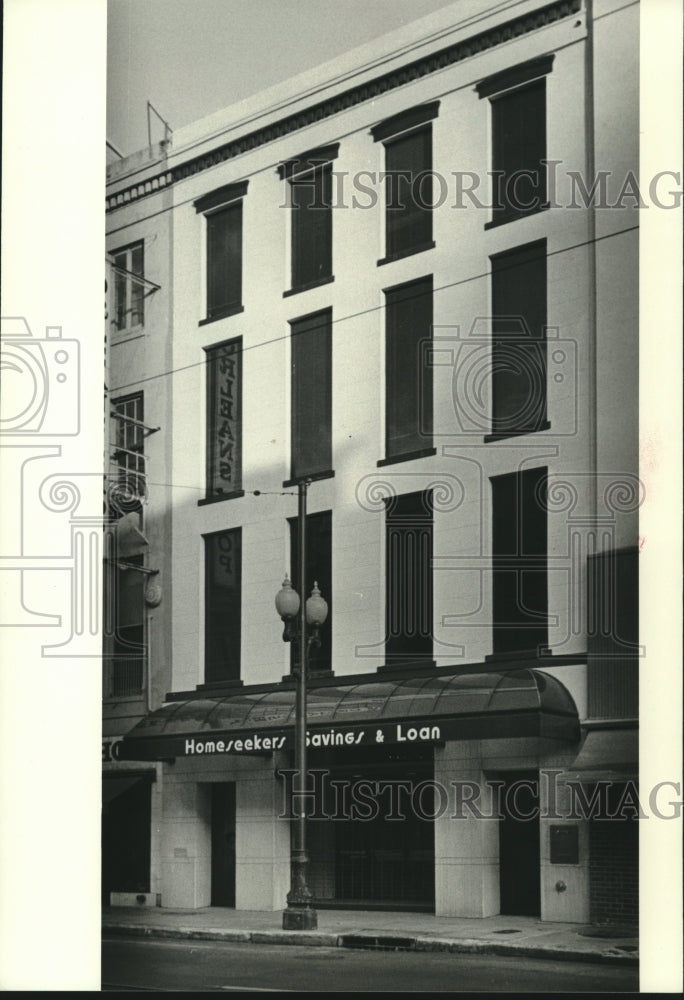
[[289, 511, 332, 672], [291, 166, 333, 288], [385, 127, 432, 257], [385, 490, 433, 665], [385, 277, 433, 458], [112, 243, 144, 331], [207, 202, 242, 318], [491, 241, 547, 435], [492, 80, 546, 222], [113, 251, 128, 331], [129, 243, 145, 327], [205, 528, 241, 682], [587, 547, 639, 719], [205, 338, 242, 497], [491, 468, 547, 654], [109, 552, 145, 696], [291, 310, 332, 480]]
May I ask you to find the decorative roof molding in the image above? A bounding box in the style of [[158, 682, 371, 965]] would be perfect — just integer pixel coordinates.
[[194, 179, 249, 213], [476, 54, 556, 99], [371, 101, 440, 143], [107, 170, 173, 211], [277, 143, 340, 180], [106, 0, 581, 214]]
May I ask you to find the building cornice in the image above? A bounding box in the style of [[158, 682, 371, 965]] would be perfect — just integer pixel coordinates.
[[106, 0, 581, 214]]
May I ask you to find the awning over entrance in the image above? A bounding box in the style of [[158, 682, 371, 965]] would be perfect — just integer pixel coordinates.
[[566, 727, 638, 780], [118, 669, 579, 762], [102, 770, 155, 804]]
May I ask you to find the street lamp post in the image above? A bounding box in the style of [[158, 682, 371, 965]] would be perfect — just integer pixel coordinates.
[[274, 479, 328, 931]]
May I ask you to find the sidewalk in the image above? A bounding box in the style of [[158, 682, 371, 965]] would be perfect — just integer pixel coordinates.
[[102, 905, 638, 965]]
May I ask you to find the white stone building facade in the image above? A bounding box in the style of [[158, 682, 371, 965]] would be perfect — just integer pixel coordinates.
[[105, 0, 640, 923]]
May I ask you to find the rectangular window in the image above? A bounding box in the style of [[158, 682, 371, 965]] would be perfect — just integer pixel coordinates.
[[111, 392, 146, 514], [204, 528, 241, 683], [587, 547, 639, 719], [491, 467, 548, 656], [477, 56, 554, 226], [207, 203, 242, 319], [289, 309, 332, 484], [112, 242, 144, 332], [195, 181, 248, 323], [288, 510, 332, 673], [204, 338, 243, 502], [385, 490, 433, 667], [489, 240, 547, 439], [382, 276, 433, 463], [372, 103, 439, 263], [291, 166, 333, 290], [278, 145, 338, 295], [104, 554, 146, 698]]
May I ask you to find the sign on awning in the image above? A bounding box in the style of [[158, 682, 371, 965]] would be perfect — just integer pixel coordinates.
[[118, 669, 580, 762]]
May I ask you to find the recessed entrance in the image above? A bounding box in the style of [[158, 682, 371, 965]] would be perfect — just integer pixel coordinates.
[[305, 745, 435, 910], [498, 770, 540, 917], [210, 782, 236, 907]]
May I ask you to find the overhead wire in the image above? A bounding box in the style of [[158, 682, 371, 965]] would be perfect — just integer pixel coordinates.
[[109, 222, 639, 395]]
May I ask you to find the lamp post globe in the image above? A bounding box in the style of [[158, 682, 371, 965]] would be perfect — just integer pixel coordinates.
[[306, 581, 328, 627], [275, 574, 300, 620]]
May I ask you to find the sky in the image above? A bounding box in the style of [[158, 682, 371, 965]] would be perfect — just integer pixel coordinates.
[[107, 0, 457, 156]]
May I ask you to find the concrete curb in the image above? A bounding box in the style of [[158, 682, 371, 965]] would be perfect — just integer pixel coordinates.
[[251, 931, 339, 947], [102, 923, 638, 966]]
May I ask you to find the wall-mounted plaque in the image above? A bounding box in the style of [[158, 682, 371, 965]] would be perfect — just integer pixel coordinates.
[[550, 824, 579, 864]]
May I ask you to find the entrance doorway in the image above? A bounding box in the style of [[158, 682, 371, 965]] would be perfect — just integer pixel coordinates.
[[306, 745, 435, 910], [210, 783, 236, 907], [102, 774, 152, 904], [498, 770, 540, 917]]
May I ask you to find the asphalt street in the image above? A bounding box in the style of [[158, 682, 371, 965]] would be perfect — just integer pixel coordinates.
[[102, 936, 639, 992]]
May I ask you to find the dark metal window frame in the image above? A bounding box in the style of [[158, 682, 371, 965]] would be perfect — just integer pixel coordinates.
[[372, 104, 439, 265], [489, 466, 549, 658], [203, 526, 242, 684], [111, 240, 145, 333], [105, 551, 147, 699], [196, 181, 248, 324], [381, 274, 435, 465], [287, 307, 333, 486], [383, 488, 435, 670], [111, 391, 146, 514], [477, 56, 554, 229], [278, 145, 339, 296], [486, 239, 549, 441]]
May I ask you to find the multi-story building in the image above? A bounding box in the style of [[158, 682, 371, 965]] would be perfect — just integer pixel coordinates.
[[102, 140, 174, 905], [106, 0, 639, 924]]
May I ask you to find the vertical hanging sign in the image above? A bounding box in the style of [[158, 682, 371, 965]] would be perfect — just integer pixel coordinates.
[[206, 337, 242, 498]]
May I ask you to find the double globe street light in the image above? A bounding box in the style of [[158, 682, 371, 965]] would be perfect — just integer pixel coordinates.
[[274, 479, 328, 931]]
